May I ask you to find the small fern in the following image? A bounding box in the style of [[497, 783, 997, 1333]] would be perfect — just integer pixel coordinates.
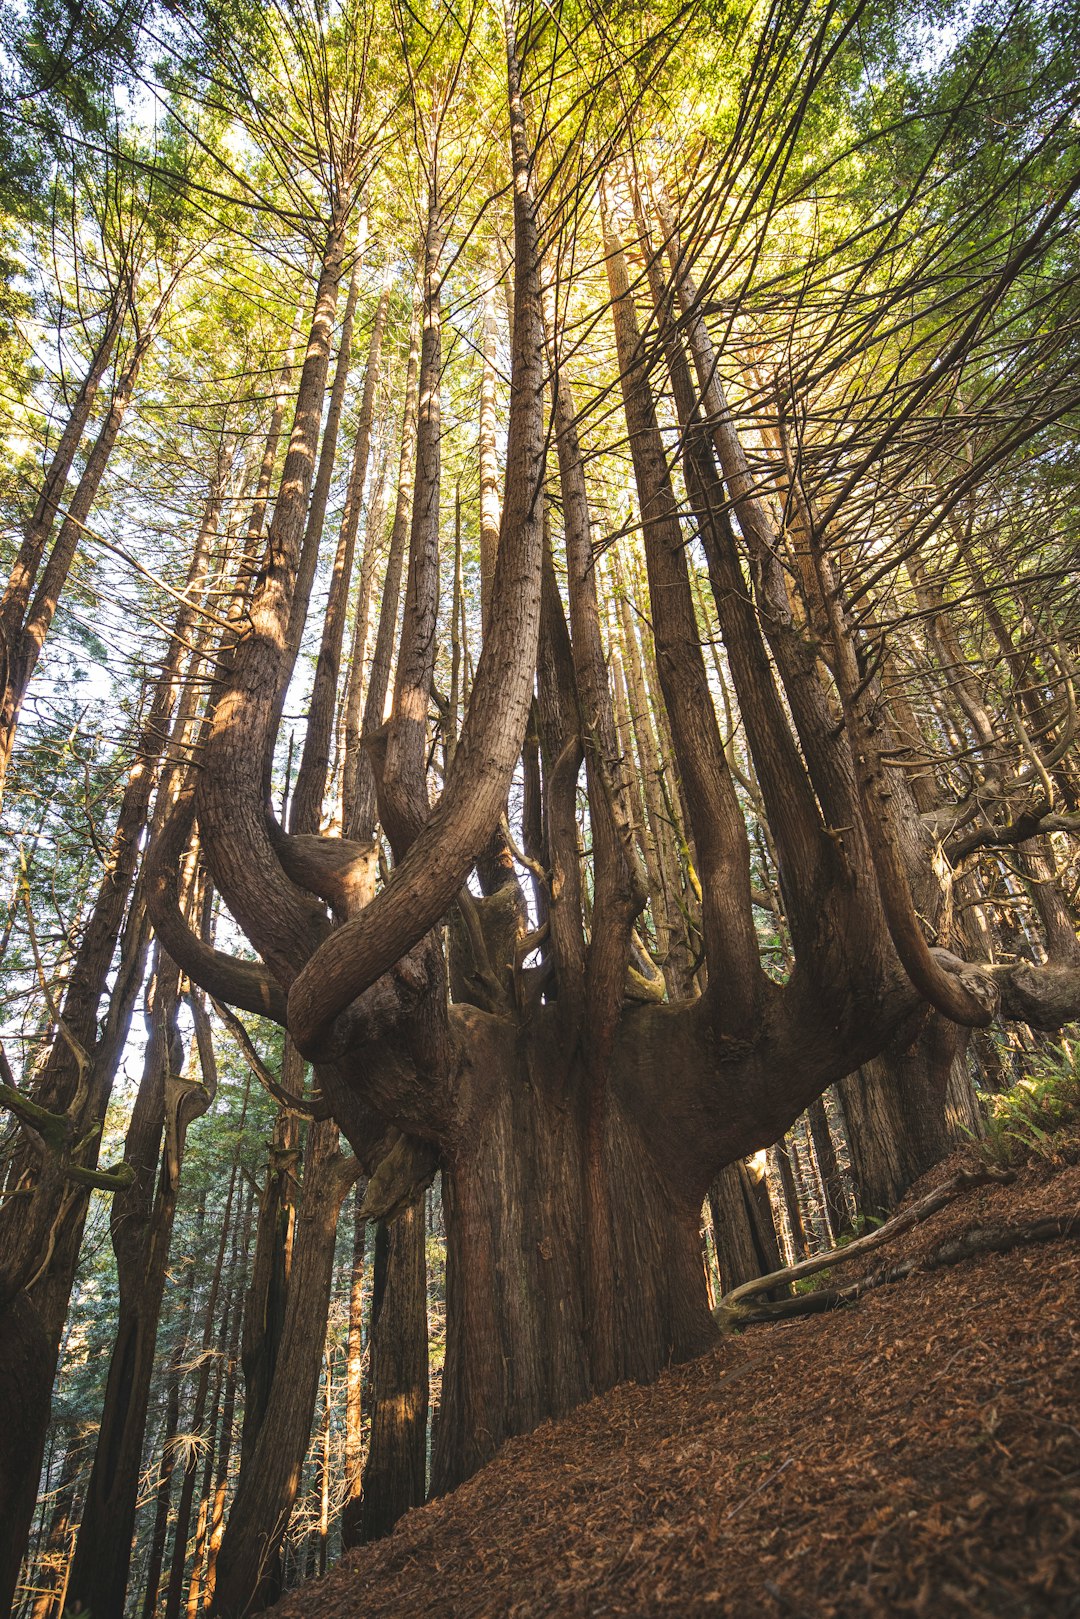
[[976, 1039, 1080, 1167]]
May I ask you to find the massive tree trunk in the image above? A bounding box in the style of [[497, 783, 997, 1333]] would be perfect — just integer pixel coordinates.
[[432, 982, 914, 1490], [433, 1009, 711, 1493]]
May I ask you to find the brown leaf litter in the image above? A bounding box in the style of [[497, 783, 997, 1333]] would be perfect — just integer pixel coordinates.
[[271, 1143, 1080, 1618]]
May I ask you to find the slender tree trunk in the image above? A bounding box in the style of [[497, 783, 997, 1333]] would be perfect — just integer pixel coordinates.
[[339, 1188, 367, 1549], [209, 1122, 359, 1619], [240, 1104, 300, 1471], [358, 1203, 427, 1542], [65, 958, 189, 1619], [773, 1139, 810, 1261], [342, 317, 418, 839], [140, 1197, 204, 1619], [26, 1431, 82, 1619], [0, 325, 156, 811], [289, 278, 388, 836], [202, 1182, 254, 1613], [807, 1095, 848, 1239], [162, 1159, 241, 1619], [0, 301, 122, 656]]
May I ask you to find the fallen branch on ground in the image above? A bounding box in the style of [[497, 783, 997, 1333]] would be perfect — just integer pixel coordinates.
[[716, 1165, 1015, 1317], [725, 1213, 1080, 1326]]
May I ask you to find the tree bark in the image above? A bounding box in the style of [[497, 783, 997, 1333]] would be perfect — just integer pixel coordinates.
[[339, 1187, 367, 1549], [65, 956, 199, 1619], [358, 1202, 427, 1541], [209, 1121, 359, 1619]]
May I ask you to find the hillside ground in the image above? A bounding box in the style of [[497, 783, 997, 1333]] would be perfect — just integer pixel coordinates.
[[271, 1130, 1080, 1618]]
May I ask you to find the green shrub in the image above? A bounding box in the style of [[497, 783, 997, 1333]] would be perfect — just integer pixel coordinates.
[[976, 1038, 1080, 1166]]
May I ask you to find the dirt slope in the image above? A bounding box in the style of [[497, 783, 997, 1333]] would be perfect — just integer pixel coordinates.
[[272, 1147, 1080, 1619]]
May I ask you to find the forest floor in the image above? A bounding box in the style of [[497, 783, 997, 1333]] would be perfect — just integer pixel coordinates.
[[274, 1136, 1080, 1619]]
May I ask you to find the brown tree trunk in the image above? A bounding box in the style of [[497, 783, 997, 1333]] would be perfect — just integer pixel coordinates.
[[65, 954, 198, 1619], [209, 1121, 359, 1619], [289, 278, 388, 836], [840, 1027, 961, 1219], [339, 1187, 367, 1549], [708, 1158, 784, 1294], [139, 1196, 204, 1619], [358, 1202, 428, 1542], [773, 1138, 810, 1261], [807, 1094, 849, 1240], [239, 1105, 300, 1470], [162, 1158, 241, 1619], [432, 1007, 716, 1495], [343, 316, 419, 841], [202, 1182, 253, 1612], [27, 1429, 83, 1619]]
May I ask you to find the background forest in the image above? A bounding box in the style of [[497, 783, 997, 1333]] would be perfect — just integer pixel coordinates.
[[0, 0, 1077, 1614]]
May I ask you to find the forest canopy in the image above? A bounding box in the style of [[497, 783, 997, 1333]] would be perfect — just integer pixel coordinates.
[[0, 0, 1077, 1613]]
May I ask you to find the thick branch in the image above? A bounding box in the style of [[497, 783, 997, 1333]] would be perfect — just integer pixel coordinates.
[[288, 74, 546, 1059]]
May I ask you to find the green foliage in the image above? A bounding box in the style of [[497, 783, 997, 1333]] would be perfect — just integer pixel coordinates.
[[976, 1041, 1080, 1167]]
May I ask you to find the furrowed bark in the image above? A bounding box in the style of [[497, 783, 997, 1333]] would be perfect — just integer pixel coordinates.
[[358, 1202, 428, 1542]]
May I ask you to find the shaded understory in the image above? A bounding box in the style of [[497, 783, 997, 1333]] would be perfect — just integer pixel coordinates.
[[269, 1145, 1080, 1618]]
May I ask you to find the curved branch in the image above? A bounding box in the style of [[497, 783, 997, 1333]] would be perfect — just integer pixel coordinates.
[[144, 791, 288, 1024], [210, 997, 331, 1119], [288, 71, 547, 1059]]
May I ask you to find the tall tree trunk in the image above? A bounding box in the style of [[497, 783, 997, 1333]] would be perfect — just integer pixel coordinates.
[[240, 1104, 300, 1469], [289, 277, 388, 836], [65, 957, 192, 1619], [708, 1158, 783, 1294], [807, 1094, 848, 1240], [358, 1202, 428, 1542], [139, 1195, 205, 1619], [342, 316, 418, 840], [0, 301, 123, 661], [202, 1182, 254, 1613], [339, 1187, 367, 1549], [773, 1139, 810, 1261], [26, 1430, 82, 1619], [0, 303, 166, 813], [209, 1121, 359, 1619], [161, 1158, 241, 1619]]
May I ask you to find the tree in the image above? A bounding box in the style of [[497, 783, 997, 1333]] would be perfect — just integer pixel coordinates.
[[2, 0, 1079, 1611]]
